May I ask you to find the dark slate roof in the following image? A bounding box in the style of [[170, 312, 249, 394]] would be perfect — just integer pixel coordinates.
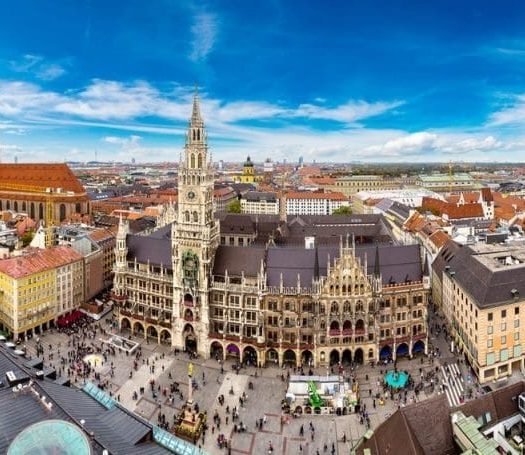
[[243, 191, 277, 202], [127, 231, 172, 269], [266, 244, 422, 288], [213, 245, 266, 277], [358, 381, 525, 455], [435, 242, 525, 308], [0, 343, 174, 455], [219, 214, 256, 235], [358, 394, 453, 455]]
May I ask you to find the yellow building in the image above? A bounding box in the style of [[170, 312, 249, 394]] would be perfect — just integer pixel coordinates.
[[435, 242, 525, 383], [234, 156, 263, 184], [0, 246, 84, 340]]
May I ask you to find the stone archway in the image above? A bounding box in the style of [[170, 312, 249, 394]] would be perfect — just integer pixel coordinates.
[[160, 329, 172, 345], [396, 343, 410, 358], [183, 308, 194, 322], [342, 320, 352, 336], [380, 345, 392, 360], [330, 349, 340, 365], [133, 321, 144, 336], [147, 325, 158, 340], [210, 341, 224, 360], [120, 317, 131, 332], [354, 348, 364, 364], [283, 349, 297, 366], [243, 346, 257, 366], [342, 349, 352, 365], [301, 350, 314, 367], [266, 348, 278, 365], [226, 343, 240, 359], [412, 340, 425, 355], [183, 323, 197, 353], [355, 319, 365, 333]]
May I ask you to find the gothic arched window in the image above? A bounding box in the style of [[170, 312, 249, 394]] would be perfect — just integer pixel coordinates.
[[193, 211, 198, 223], [185, 211, 190, 222], [190, 153, 195, 169], [198, 153, 203, 169]]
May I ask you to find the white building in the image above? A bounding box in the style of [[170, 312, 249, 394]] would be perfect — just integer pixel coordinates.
[[354, 188, 444, 214], [240, 191, 279, 214], [286, 191, 348, 215]]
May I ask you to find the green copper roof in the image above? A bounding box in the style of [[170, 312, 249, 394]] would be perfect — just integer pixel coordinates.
[[8, 420, 91, 455]]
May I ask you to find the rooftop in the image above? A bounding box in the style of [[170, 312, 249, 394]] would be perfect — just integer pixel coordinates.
[[0, 246, 83, 279], [0, 164, 86, 194]]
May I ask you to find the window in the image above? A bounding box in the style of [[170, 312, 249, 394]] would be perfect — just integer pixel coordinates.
[[515, 319, 520, 328], [501, 322, 507, 332], [488, 312, 493, 321], [514, 332, 520, 341], [488, 325, 493, 335], [487, 339, 493, 348], [515, 307, 520, 315], [501, 335, 507, 344], [502, 310, 507, 318]]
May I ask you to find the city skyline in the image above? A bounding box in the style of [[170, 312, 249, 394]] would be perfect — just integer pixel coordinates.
[[1, 1, 525, 163]]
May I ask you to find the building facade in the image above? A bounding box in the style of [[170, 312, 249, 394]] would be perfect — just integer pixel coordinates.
[[285, 191, 348, 215], [434, 241, 525, 383], [240, 191, 279, 214], [112, 95, 430, 367], [0, 246, 84, 340]]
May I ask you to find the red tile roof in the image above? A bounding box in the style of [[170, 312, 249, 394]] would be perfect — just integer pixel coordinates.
[[0, 164, 86, 194], [422, 197, 484, 219], [0, 246, 82, 279]]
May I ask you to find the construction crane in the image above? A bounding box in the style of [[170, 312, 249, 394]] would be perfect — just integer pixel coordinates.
[[0, 183, 60, 247]]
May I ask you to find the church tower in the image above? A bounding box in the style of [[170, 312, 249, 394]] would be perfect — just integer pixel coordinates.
[[172, 87, 219, 355]]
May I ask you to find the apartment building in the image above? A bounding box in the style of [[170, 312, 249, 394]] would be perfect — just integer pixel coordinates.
[[285, 191, 348, 215], [434, 241, 525, 383], [0, 246, 84, 340]]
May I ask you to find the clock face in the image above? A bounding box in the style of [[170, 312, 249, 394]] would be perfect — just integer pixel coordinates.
[[187, 191, 196, 200]]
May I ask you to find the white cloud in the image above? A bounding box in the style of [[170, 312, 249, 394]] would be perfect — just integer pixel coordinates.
[[294, 100, 404, 123], [9, 54, 67, 80], [488, 94, 525, 126], [0, 81, 63, 115], [189, 13, 218, 62], [104, 135, 142, 148]]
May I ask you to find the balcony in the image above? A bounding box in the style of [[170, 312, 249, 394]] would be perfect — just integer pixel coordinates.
[[342, 329, 353, 336], [183, 299, 195, 307], [329, 329, 341, 336], [355, 329, 365, 335]]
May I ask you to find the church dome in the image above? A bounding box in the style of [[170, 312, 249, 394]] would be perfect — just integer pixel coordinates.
[[244, 156, 254, 167]]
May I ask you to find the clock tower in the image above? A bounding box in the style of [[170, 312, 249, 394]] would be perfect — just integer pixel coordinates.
[[172, 87, 219, 355]]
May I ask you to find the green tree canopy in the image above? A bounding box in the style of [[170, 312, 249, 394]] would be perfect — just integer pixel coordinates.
[[227, 199, 242, 213], [332, 205, 352, 215]]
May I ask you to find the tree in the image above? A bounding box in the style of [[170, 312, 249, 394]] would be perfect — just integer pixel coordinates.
[[332, 205, 352, 215], [20, 230, 35, 247], [227, 199, 242, 213]]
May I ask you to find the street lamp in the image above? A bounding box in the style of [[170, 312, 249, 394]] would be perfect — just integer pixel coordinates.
[[350, 429, 374, 454]]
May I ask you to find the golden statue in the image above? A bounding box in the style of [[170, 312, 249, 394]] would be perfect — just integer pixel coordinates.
[[188, 362, 194, 377]]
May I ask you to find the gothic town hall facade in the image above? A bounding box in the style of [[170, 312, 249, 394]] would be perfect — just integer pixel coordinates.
[[112, 93, 430, 367]]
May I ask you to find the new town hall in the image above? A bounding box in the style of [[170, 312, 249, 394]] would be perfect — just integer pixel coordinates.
[[112, 93, 430, 367]]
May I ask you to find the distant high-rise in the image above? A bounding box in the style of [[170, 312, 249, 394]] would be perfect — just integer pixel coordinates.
[[298, 156, 303, 166], [14, 156, 18, 164]]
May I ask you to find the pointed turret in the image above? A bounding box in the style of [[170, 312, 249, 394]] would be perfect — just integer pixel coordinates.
[[191, 83, 203, 125], [313, 242, 320, 279], [374, 244, 381, 277], [422, 253, 429, 276]]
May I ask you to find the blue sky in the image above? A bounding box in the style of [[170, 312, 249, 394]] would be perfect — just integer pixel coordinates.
[[1, 1, 525, 163]]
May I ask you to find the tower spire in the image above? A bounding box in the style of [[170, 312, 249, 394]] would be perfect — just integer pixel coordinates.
[[191, 83, 202, 125]]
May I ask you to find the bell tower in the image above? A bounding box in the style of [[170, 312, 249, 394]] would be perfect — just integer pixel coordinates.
[[172, 86, 219, 356]]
